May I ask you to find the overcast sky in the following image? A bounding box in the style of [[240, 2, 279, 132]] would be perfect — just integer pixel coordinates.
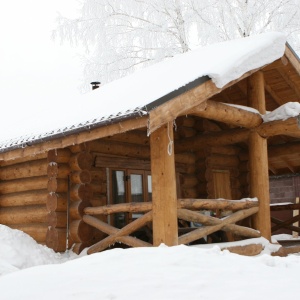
[[0, 1, 85, 140]]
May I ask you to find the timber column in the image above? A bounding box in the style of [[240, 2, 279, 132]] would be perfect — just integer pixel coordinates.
[[248, 71, 271, 240], [150, 122, 178, 246]]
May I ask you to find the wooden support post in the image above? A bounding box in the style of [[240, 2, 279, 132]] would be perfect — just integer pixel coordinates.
[[150, 122, 178, 246], [248, 71, 271, 240]]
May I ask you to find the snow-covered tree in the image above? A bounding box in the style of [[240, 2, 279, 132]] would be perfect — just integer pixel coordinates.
[[54, 0, 300, 88]]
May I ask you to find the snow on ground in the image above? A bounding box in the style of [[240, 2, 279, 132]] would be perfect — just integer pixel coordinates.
[[1, 225, 300, 299]]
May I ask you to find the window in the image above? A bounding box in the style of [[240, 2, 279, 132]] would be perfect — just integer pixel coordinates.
[[110, 169, 152, 229]]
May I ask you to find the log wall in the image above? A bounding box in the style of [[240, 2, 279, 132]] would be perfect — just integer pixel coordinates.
[[46, 149, 71, 252], [0, 155, 49, 244]]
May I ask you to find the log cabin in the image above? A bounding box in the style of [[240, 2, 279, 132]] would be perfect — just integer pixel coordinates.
[[0, 32, 299, 254]]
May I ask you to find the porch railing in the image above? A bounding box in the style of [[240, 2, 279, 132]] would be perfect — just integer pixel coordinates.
[[83, 198, 260, 254]]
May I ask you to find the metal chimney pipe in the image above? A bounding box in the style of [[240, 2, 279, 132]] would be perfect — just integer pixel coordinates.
[[90, 81, 101, 90]]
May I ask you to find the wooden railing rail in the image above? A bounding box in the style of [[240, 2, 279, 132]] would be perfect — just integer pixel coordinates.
[[270, 200, 300, 234]]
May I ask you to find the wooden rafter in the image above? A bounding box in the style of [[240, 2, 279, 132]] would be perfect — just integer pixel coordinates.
[[277, 68, 300, 99], [264, 82, 285, 106]]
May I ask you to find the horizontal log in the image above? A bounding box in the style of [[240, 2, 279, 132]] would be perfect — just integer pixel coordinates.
[[83, 215, 152, 248], [70, 184, 93, 202], [175, 153, 196, 165], [90, 182, 107, 194], [268, 142, 300, 159], [206, 154, 240, 168], [47, 211, 67, 228], [85, 201, 153, 215], [176, 116, 196, 128], [178, 207, 259, 244], [69, 143, 90, 154], [0, 152, 47, 167], [47, 163, 70, 178], [177, 126, 197, 138], [70, 170, 91, 184], [0, 189, 48, 207], [0, 116, 147, 162], [47, 178, 68, 193], [69, 152, 93, 171], [206, 146, 241, 156], [189, 100, 263, 128], [175, 128, 249, 153], [0, 176, 48, 194], [10, 224, 48, 243], [0, 159, 48, 181], [69, 220, 94, 243], [180, 175, 198, 188], [257, 116, 300, 138], [91, 168, 106, 181], [85, 198, 258, 216], [87, 211, 153, 254], [0, 205, 48, 225], [46, 193, 67, 212], [47, 149, 72, 164], [181, 188, 199, 199], [178, 198, 258, 211], [95, 155, 151, 170], [103, 130, 149, 146], [46, 226, 67, 252]]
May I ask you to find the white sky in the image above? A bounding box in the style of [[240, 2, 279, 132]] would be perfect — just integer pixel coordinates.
[[0, 1, 83, 137]]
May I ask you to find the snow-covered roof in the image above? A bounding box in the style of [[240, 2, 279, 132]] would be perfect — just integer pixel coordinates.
[[0, 32, 286, 153]]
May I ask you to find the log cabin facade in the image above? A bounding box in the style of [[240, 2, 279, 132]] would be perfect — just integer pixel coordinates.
[[0, 34, 300, 254]]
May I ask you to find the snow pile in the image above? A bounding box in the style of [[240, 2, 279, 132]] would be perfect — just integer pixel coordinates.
[[263, 102, 300, 122], [0, 242, 300, 300], [0, 225, 77, 276]]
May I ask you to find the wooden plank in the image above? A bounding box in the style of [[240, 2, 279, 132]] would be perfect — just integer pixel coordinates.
[[150, 122, 178, 246]]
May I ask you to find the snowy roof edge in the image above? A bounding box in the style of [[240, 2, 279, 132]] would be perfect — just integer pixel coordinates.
[[0, 76, 210, 154]]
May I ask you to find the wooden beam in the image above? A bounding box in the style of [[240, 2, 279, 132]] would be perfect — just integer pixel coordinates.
[[148, 65, 265, 135], [247, 71, 266, 113], [257, 117, 300, 138], [262, 56, 289, 71], [268, 141, 300, 158], [0, 116, 148, 162], [285, 45, 300, 76], [248, 71, 271, 240], [188, 100, 262, 129], [150, 122, 178, 246], [264, 83, 285, 106]]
